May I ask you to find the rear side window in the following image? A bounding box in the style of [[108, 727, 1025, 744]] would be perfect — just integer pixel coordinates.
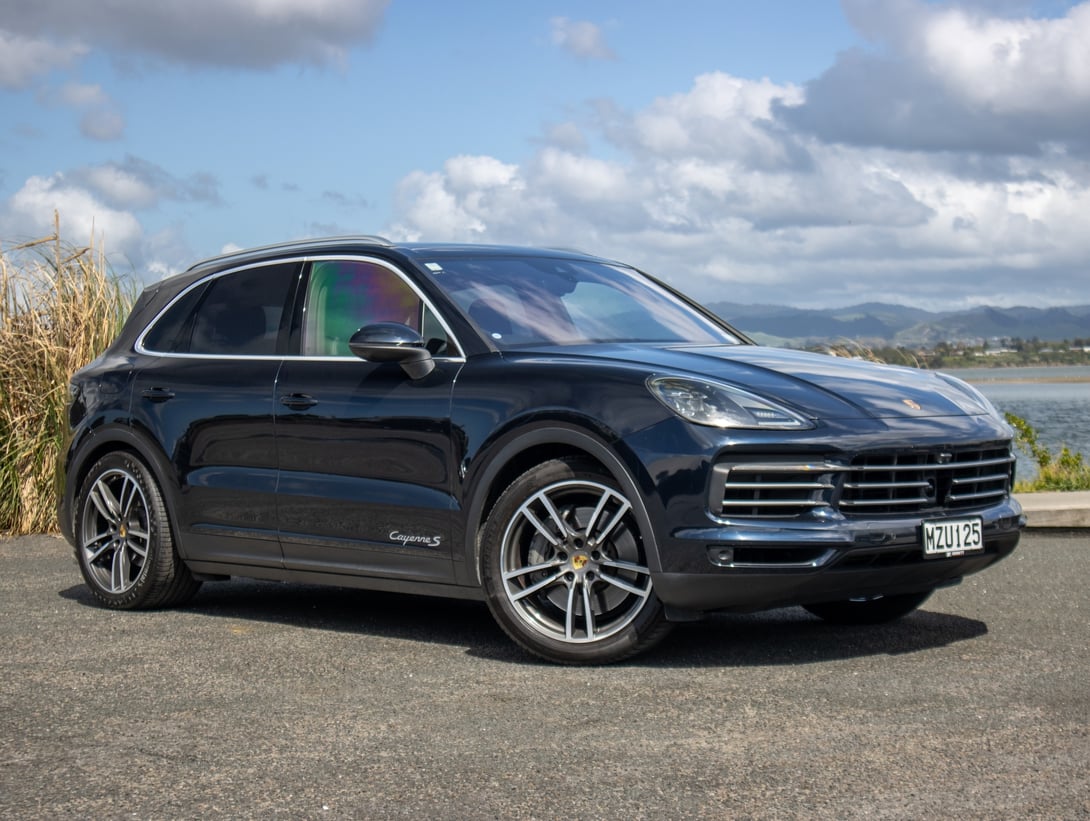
[[143, 263, 298, 356]]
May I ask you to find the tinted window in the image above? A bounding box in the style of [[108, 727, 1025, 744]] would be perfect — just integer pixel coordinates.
[[424, 255, 739, 349], [145, 263, 297, 356], [301, 260, 452, 356], [141, 282, 207, 353]]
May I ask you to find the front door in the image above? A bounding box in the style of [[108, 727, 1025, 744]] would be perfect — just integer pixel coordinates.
[[274, 257, 463, 582]]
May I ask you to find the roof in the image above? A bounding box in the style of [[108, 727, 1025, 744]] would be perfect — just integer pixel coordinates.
[[184, 236, 607, 274]]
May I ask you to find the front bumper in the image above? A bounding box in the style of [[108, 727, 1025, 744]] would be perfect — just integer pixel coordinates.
[[651, 498, 1024, 613]]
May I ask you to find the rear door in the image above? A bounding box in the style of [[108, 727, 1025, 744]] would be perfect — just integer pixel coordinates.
[[133, 260, 300, 566]]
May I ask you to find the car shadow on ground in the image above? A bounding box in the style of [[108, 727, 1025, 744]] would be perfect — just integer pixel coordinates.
[[59, 578, 988, 669]]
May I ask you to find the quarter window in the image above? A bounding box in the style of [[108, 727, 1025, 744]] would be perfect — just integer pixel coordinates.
[[143, 262, 297, 356]]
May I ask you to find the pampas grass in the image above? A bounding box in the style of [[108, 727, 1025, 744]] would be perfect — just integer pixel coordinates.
[[0, 215, 134, 534]]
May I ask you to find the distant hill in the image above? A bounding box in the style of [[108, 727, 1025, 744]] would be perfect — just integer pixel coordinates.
[[705, 301, 1090, 347]]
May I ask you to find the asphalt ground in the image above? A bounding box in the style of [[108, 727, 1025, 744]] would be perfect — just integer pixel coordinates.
[[1, 531, 1087, 820]]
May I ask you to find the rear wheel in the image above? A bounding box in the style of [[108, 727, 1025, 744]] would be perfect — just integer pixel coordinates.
[[75, 452, 201, 609], [803, 590, 933, 625], [480, 458, 671, 664]]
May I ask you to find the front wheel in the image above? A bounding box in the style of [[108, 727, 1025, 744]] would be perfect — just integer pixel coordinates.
[[480, 458, 671, 664], [802, 590, 933, 625], [74, 451, 201, 610]]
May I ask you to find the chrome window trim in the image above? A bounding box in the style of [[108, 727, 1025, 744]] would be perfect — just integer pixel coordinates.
[[136, 254, 467, 362]]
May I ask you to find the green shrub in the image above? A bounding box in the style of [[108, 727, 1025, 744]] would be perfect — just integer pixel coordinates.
[[1006, 412, 1090, 493], [0, 221, 134, 535]]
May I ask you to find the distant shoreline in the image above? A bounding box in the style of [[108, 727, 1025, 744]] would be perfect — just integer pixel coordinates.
[[937, 364, 1090, 384], [959, 376, 1090, 384]]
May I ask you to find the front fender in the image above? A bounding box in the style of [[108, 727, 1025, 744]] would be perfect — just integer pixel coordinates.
[[457, 420, 663, 587]]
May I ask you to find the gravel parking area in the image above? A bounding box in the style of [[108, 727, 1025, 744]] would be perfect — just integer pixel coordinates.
[[1, 532, 1087, 819]]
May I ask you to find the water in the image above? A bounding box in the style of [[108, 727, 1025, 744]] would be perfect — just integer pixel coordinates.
[[942, 365, 1090, 479]]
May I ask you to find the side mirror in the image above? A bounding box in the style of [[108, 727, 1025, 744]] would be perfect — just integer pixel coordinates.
[[348, 323, 435, 380]]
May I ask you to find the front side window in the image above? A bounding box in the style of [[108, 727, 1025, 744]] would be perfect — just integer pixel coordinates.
[[143, 262, 297, 356], [301, 259, 453, 357]]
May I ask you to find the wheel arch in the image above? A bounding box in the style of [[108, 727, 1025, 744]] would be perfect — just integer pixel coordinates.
[[61, 424, 183, 552], [460, 423, 663, 586]]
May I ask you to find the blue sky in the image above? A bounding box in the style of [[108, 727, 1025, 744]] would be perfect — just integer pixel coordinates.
[[2, 0, 1089, 309]]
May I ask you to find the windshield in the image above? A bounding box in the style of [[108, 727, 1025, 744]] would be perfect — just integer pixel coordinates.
[[421, 254, 741, 349]]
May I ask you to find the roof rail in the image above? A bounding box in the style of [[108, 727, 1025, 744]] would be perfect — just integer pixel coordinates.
[[186, 235, 396, 271]]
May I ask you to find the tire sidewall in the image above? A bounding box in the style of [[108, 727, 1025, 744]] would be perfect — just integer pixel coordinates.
[[75, 452, 169, 609], [480, 458, 666, 664]]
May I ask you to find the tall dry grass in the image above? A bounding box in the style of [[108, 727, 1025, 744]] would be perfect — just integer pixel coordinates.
[[0, 217, 134, 535]]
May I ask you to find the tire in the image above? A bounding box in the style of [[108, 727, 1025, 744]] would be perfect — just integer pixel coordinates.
[[480, 458, 671, 664], [74, 451, 201, 610], [802, 590, 933, 625]]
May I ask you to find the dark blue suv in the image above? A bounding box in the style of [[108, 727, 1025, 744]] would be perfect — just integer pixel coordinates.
[[59, 237, 1024, 663]]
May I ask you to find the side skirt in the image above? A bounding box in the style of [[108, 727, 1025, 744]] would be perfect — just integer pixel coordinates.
[[184, 560, 486, 602]]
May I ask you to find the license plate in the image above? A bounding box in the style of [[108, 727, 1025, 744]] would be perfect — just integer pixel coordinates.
[[922, 517, 983, 558]]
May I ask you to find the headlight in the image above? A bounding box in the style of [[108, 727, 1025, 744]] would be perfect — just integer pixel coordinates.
[[647, 376, 814, 430]]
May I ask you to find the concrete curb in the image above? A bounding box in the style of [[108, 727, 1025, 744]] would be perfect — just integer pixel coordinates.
[[1015, 491, 1090, 529]]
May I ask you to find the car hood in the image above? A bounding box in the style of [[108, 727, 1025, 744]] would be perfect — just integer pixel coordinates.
[[518, 343, 999, 421]]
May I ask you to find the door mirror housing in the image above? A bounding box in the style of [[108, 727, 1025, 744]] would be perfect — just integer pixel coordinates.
[[348, 323, 435, 380]]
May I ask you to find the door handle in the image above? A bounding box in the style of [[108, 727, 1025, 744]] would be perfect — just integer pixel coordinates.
[[279, 393, 319, 410], [141, 387, 175, 402]]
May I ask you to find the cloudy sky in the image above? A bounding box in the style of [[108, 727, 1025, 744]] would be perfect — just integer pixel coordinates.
[[2, 0, 1089, 309]]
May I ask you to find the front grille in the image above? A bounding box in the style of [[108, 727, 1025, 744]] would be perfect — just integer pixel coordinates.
[[841, 446, 1014, 515], [712, 445, 1014, 519]]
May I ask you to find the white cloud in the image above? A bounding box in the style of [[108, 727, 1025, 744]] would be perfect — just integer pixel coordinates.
[[386, 52, 1090, 310], [4, 174, 143, 253], [0, 0, 389, 69], [57, 82, 109, 107], [391, 171, 487, 242], [540, 121, 589, 153], [533, 148, 631, 202], [1, 170, 219, 279], [80, 108, 125, 141], [34, 82, 128, 141], [69, 156, 221, 210], [790, 0, 1090, 154], [0, 29, 86, 89], [550, 17, 616, 61], [907, 2, 1090, 115], [628, 73, 805, 168], [444, 155, 520, 193]]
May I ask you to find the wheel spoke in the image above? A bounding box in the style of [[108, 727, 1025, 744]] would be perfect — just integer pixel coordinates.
[[84, 531, 114, 561], [581, 583, 595, 639], [90, 481, 120, 523], [599, 571, 651, 598], [119, 476, 140, 519], [592, 499, 632, 545], [539, 493, 572, 539], [599, 556, 649, 575], [127, 525, 149, 543], [583, 489, 612, 543], [125, 537, 148, 559], [509, 570, 565, 602], [519, 506, 561, 547], [502, 558, 564, 582], [110, 544, 131, 593], [564, 582, 577, 640]]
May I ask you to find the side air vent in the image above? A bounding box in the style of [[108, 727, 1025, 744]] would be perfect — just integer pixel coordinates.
[[711, 461, 846, 519]]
